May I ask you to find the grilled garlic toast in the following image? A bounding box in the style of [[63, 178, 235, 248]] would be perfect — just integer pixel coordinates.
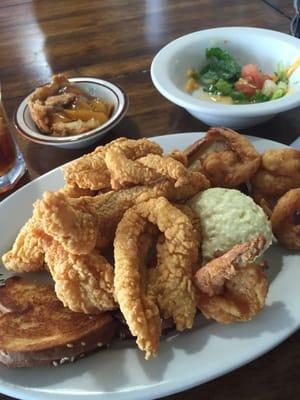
[[0, 277, 118, 367]]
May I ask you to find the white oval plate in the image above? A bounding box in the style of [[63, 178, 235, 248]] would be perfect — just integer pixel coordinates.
[[0, 132, 299, 400]]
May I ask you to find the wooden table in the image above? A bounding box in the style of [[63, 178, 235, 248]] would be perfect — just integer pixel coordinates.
[[0, 1, 299, 399]]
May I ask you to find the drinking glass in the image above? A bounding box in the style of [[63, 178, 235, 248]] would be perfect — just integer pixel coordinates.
[[0, 95, 26, 193]]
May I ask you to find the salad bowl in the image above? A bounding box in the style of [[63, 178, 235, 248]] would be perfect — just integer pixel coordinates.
[[151, 27, 300, 129]]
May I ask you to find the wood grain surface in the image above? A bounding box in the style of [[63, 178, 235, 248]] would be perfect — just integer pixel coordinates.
[[264, 0, 295, 18], [0, 1, 299, 399]]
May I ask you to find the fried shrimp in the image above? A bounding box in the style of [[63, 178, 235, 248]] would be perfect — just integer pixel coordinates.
[[251, 149, 300, 212], [42, 236, 117, 314], [196, 263, 269, 324], [271, 188, 300, 250], [63, 137, 163, 190], [184, 127, 261, 187], [193, 236, 268, 323], [194, 235, 266, 296], [251, 190, 274, 218], [2, 217, 45, 273], [114, 197, 198, 358]]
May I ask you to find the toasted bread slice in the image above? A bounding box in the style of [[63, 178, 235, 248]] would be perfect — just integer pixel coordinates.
[[0, 277, 118, 367]]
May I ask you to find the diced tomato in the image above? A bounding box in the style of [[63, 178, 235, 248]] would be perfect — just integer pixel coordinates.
[[241, 64, 270, 90], [241, 64, 258, 79], [234, 78, 257, 97]]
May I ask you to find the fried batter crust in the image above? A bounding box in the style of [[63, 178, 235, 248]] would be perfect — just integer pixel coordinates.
[[193, 236, 268, 323], [43, 237, 117, 314], [34, 192, 99, 255], [114, 197, 198, 358], [196, 263, 269, 323], [63, 137, 163, 190], [194, 236, 266, 296], [58, 184, 97, 198], [251, 149, 300, 198], [137, 154, 196, 187], [184, 127, 261, 187], [271, 188, 300, 250], [2, 217, 45, 273], [114, 210, 161, 359]]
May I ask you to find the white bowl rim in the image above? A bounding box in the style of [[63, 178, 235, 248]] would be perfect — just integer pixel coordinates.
[[14, 77, 129, 144], [151, 26, 300, 117]]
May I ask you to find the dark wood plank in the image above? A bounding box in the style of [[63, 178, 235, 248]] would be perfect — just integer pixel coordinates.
[[264, 0, 295, 18], [0, 0, 292, 100]]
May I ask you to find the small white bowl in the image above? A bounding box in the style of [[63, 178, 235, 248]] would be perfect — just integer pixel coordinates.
[[15, 77, 129, 149], [151, 27, 300, 129]]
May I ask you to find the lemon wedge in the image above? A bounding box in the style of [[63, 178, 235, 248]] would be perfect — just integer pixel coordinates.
[[286, 58, 300, 77]]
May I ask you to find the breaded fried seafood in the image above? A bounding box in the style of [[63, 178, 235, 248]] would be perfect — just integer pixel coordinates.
[[184, 127, 261, 187], [34, 175, 209, 254], [58, 184, 97, 198], [34, 192, 99, 255], [271, 188, 300, 250], [41, 235, 117, 314], [194, 236, 269, 323], [2, 187, 98, 272], [114, 197, 198, 359], [104, 148, 162, 190], [63, 136, 210, 196], [63, 137, 163, 190], [2, 217, 45, 273], [105, 150, 207, 191], [3, 129, 288, 364], [196, 263, 269, 324], [251, 148, 300, 214], [251, 149, 300, 197]]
